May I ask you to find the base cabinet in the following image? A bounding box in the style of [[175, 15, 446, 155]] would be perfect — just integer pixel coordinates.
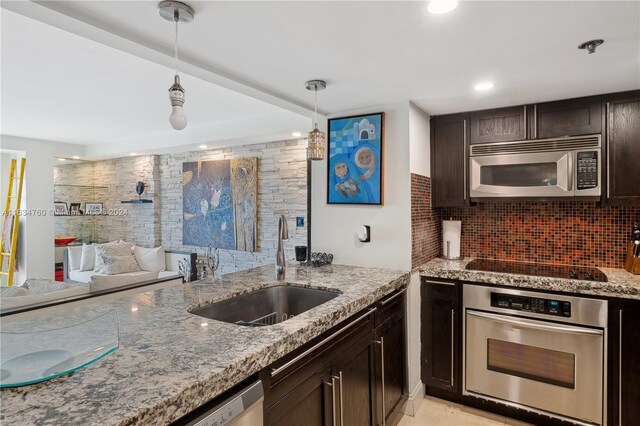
[[264, 368, 333, 426], [262, 289, 407, 426], [421, 278, 460, 395], [610, 298, 640, 426]]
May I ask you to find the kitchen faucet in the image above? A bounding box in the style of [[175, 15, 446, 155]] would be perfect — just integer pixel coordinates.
[[276, 214, 289, 279]]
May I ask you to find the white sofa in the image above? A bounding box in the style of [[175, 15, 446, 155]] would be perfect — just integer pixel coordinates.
[[63, 246, 197, 284]]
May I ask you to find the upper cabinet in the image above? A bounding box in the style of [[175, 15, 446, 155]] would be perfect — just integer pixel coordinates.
[[469, 106, 526, 144], [431, 113, 469, 207], [534, 96, 602, 139], [604, 90, 640, 203]]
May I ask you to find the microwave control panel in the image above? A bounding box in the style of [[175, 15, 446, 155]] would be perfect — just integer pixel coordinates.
[[576, 151, 598, 190], [491, 293, 571, 317]]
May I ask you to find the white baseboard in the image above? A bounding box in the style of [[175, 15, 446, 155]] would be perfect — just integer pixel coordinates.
[[404, 381, 425, 416]]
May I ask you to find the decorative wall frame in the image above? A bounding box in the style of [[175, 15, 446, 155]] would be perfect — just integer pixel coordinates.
[[85, 202, 103, 216], [182, 158, 258, 251], [327, 112, 384, 205], [54, 202, 68, 216]]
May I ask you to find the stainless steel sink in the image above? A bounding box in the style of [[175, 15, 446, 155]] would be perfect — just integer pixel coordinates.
[[190, 285, 341, 327]]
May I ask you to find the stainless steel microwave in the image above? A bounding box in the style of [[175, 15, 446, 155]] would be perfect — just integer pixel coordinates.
[[469, 134, 601, 198]]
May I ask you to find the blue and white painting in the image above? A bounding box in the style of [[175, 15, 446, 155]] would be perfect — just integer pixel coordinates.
[[328, 112, 384, 205], [182, 158, 257, 251]]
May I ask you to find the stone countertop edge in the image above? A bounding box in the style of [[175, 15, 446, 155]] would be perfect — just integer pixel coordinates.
[[0, 264, 410, 426], [417, 257, 640, 300]]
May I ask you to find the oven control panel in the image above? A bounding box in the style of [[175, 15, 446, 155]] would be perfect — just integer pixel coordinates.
[[491, 293, 571, 317]]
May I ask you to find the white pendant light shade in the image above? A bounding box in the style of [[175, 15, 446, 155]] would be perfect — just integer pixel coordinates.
[[159, 1, 194, 131], [169, 75, 187, 130]]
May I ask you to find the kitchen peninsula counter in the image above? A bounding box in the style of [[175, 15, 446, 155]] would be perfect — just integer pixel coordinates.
[[419, 257, 640, 300], [1, 264, 409, 425]]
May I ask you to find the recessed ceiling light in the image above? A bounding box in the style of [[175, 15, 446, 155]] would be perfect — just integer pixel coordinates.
[[427, 0, 458, 14], [292, 132, 302, 137], [474, 82, 494, 91], [57, 158, 66, 161], [130, 152, 137, 156], [200, 322, 208, 327], [72, 156, 80, 160], [199, 145, 207, 149]]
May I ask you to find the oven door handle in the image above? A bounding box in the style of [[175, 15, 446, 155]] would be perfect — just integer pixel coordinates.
[[467, 310, 603, 336]]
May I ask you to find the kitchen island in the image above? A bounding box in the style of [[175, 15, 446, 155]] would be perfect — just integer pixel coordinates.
[[0, 264, 409, 425]]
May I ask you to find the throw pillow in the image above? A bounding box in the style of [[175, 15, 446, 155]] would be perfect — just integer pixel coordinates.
[[94, 241, 133, 272], [80, 243, 95, 271], [99, 255, 141, 275], [23, 279, 71, 294], [0, 286, 30, 297], [134, 245, 166, 272], [68, 246, 83, 270]]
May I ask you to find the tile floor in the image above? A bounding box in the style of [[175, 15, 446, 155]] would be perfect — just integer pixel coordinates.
[[399, 396, 532, 426]]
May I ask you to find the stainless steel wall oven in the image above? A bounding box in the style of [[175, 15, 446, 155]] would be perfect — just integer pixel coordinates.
[[463, 284, 607, 425]]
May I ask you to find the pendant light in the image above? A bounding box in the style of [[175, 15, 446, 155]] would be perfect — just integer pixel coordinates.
[[159, 1, 194, 130], [305, 80, 327, 161]]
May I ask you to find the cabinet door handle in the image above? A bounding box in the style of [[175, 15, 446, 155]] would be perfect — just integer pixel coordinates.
[[329, 376, 337, 426], [619, 309, 623, 425], [334, 372, 344, 426], [375, 338, 386, 426], [450, 309, 455, 387], [606, 102, 611, 198], [523, 105, 528, 139], [463, 119, 467, 201]]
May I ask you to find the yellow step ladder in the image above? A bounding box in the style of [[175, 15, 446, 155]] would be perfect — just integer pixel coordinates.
[[1, 158, 26, 286]]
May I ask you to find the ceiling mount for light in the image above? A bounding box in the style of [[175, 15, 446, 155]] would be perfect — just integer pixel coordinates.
[[305, 80, 327, 161], [578, 39, 604, 54], [158, 1, 194, 130]]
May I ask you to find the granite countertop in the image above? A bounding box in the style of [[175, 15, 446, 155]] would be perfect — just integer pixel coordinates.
[[1, 264, 410, 426], [419, 257, 640, 300]]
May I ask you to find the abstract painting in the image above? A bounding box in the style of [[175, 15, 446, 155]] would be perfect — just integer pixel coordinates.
[[327, 112, 384, 205], [182, 158, 257, 251]]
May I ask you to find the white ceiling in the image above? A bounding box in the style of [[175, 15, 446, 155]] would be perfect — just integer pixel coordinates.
[[2, 1, 639, 157]]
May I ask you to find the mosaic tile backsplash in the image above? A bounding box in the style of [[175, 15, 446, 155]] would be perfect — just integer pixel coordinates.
[[411, 174, 440, 268], [439, 202, 640, 268]]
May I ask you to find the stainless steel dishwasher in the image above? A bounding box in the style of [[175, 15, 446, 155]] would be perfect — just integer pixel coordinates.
[[172, 378, 263, 426]]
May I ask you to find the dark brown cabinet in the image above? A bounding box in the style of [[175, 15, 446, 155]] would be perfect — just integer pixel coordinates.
[[604, 91, 640, 203], [609, 298, 640, 426], [534, 95, 602, 139], [431, 113, 469, 207], [469, 106, 526, 144], [374, 292, 406, 426], [262, 289, 407, 426], [264, 367, 333, 426], [421, 278, 460, 395]]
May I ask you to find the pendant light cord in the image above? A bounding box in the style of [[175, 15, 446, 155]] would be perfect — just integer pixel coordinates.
[[174, 11, 179, 76], [314, 88, 318, 128]]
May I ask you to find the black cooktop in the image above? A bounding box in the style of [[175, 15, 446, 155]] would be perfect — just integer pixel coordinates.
[[465, 259, 608, 282]]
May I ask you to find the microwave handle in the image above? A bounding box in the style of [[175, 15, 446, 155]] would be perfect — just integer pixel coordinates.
[[567, 152, 573, 192]]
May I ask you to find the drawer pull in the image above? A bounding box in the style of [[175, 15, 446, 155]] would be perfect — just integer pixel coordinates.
[[270, 308, 376, 377], [380, 290, 405, 306]]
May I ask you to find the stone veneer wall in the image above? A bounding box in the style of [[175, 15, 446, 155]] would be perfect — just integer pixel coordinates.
[[411, 174, 440, 268], [54, 156, 161, 247], [158, 140, 308, 274], [54, 140, 307, 274]]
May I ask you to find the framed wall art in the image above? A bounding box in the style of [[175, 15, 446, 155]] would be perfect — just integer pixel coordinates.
[[85, 202, 103, 216], [53, 202, 68, 216], [327, 112, 384, 205], [182, 158, 258, 251]]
